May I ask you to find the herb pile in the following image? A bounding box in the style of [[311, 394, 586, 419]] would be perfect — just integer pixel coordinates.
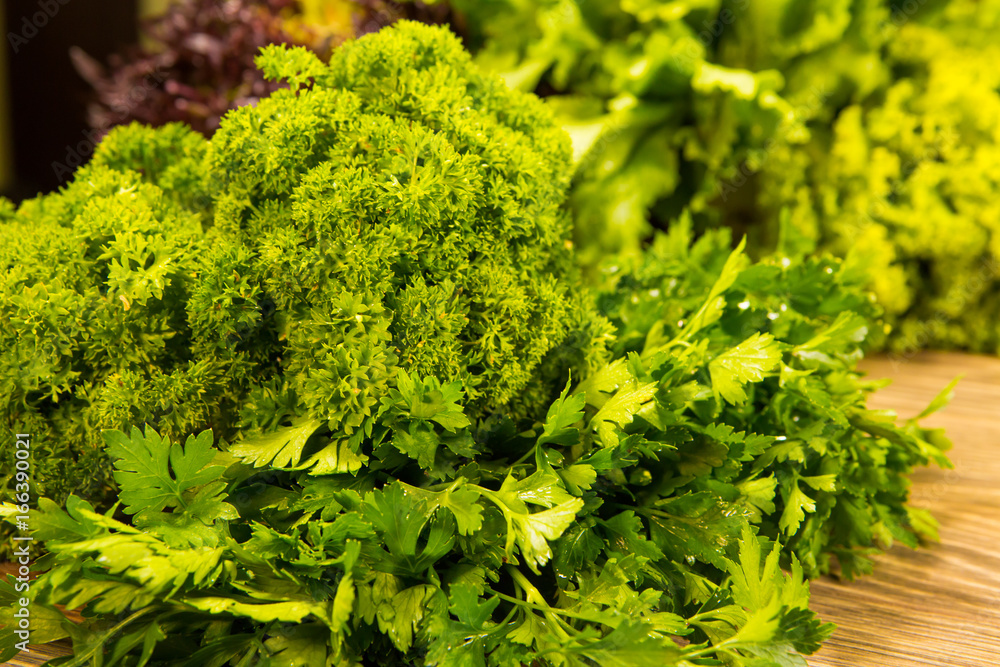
[[74, 0, 1000, 354], [0, 18, 599, 546], [444, 0, 1000, 354], [755, 1, 1000, 355], [445, 0, 847, 267], [1, 21, 952, 666]]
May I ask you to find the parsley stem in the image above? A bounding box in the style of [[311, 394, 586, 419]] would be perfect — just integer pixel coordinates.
[[485, 589, 597, 624], [686, 608, 727, 624], [504, 566, 577, 639]]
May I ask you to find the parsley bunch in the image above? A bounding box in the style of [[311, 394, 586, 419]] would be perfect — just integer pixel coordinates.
[[0, 222, 951, 664], [0, 21, 951, 666], [0, 20, 606, 542]]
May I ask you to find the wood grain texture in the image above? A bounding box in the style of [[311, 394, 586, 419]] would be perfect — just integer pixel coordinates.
[[809, 352, 1000, 667], [3, 352, 999, 666], [0, 560, 72, 665]]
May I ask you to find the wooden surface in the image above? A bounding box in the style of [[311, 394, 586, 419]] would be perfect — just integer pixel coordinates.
[[809, 352, 1000, 667], [3, 352, 1000, 666], [1, 635, 71, 666], [0, 564, 75, 666]]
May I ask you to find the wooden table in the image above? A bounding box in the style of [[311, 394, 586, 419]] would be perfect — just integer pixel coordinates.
[[809, 352, 1000, 666], [4, 352, 1000, 666]]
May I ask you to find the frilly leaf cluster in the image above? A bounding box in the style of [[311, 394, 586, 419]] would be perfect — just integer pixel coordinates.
[[0, 22, 608, 524], [0, 20, 953, 667], [0, 219, 951, 666]]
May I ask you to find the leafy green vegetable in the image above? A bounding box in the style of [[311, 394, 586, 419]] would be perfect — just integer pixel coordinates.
[[709, 332, 781, 405], [0, 20, 952, 666], [0, 18, 608, 552], [446, 0, 851, 268], [444, 0, 1000, 354], [755, 1, 1000, 354], [1, 218, 950, 666]]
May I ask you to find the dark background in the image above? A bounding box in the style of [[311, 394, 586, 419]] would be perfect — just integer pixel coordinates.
[[3, 0, 138, 202]]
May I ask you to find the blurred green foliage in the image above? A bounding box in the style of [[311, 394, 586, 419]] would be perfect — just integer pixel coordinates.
[[448, 0, 1000, 354]]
